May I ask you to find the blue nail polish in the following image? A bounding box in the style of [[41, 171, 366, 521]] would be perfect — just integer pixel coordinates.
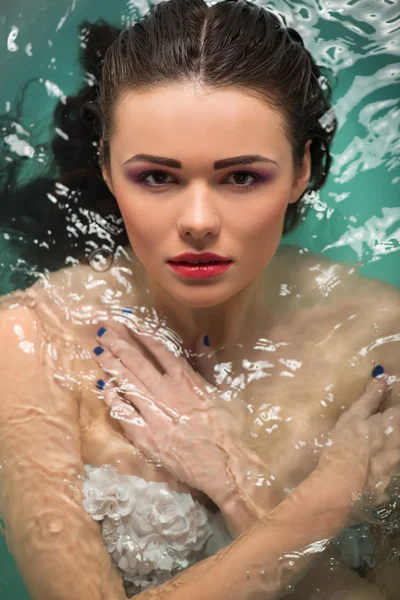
[[96, 379, 105, 390], [122, 308, 133, 314], [372, 365, 384, 378], [94, 346, 104, 356], [203, 335, 210, 347], [97, 327, 107, 337]]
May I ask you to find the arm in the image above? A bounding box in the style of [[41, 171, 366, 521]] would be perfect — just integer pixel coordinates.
[[215, 282, 400, 538], [139, 470, 350, 600], [210, 438, 285, 537], [2, 302, 387, 600], [0, 300, 305, 600], [0, 303, 127, 600]]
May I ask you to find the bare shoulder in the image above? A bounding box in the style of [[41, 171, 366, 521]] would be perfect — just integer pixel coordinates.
[[276, 245, 399, 399], [0, 298, 39, 372], [276, 244, 399, 314], [0, 248, 140, 341], [348, 271, 399, 395], [0, 283, 80, 420], [34, 250, 140, 311]]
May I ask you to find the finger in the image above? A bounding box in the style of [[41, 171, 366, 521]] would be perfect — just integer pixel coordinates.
[[93, 345, 163, 420], [94, 342, 139, 383], [108, 397, 149, 444], [369, 449, 400, 504], [98, 380, 147, 430], [382, 404, 400, 429], [373, 447, 400, 482], [101, 381, 148, 429], [95, 327, 163, 388], [103, 385, 160, 462], [127, 325, 187, 377], [193, 333, 219, 385], [94, 350, 123, 380], [338, 377, 389, 425], [102, 383, 139, 413]]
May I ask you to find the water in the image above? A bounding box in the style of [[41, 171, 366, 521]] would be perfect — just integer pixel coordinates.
[[0, 0, 399, 598], [1, 0, 399, 295]]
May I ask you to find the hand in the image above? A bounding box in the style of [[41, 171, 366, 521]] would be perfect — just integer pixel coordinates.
[[310, 374, 400, 520], [92, 318, 249, 506]]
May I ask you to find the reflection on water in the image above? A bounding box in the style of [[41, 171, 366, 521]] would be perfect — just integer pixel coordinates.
[[0, 0, 399, 599], [1, 243, 399, 599], [0, 0, 397, 292]]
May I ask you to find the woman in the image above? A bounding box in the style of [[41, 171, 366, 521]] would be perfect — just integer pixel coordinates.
[[0, 1, 399, 599]]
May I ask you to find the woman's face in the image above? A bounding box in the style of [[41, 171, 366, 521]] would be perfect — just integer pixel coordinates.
[[103, 83, 311, 308]]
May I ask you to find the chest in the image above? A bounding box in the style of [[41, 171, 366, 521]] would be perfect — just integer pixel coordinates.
[[75, 299, 383, 493], [238, 306, 383, 488]]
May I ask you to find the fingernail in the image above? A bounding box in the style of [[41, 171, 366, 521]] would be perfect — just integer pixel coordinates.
[[372, 365, 384, 378], [96, 379, 106, 390], [203, 335, 210, 347], [375, 374, 388, 382], [94, 346, 104, 356], [97, 327, 107, 337]]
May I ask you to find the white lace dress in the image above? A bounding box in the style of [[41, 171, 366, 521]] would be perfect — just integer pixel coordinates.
[[82, 465, 233, 597]]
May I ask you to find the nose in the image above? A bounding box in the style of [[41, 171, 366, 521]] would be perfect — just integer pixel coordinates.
[[176, 187, 220, 240]]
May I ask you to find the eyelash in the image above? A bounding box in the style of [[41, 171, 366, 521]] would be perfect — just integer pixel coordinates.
[[134, 170, 267, 190]]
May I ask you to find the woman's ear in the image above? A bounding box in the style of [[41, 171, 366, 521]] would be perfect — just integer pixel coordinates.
[[99, 139, 115, 196], [288, 139, 312, 205]]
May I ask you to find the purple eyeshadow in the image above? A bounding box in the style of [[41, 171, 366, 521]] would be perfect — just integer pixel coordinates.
[[124, 167, 275, 188], [124, 167, 146, 183]]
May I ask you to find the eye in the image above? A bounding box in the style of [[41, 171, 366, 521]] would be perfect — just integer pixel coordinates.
[[137, 170, 176, 187], [224, 171, 264, 188], [135, 169, 267, 189]]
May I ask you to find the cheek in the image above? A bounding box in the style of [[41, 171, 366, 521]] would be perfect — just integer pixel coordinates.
[[112, 184, 159, 244], [240, 191, 289, 244], [235, 191, 290, 275]]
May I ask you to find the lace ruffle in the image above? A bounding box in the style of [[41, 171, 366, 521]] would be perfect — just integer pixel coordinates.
[[82, 465, 231, 595]]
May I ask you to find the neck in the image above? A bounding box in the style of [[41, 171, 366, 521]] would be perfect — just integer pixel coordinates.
[[132, 265, 272, 353]]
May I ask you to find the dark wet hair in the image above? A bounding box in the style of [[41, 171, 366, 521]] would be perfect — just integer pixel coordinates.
[[96, 0, 337, 229], [1, 0, 337, 285]]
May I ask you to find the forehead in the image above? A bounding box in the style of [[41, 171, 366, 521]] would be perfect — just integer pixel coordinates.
[[111, 83, 290, 161]]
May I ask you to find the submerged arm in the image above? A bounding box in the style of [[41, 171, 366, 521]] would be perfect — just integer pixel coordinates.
[[136, 472, 350, 600], [0, 303, 127, 600], [0, 301, 359, 600], [209, 438, 286, 537]]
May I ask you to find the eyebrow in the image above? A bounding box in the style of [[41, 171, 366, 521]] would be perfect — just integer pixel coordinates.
[[123, 153, 279, 170]]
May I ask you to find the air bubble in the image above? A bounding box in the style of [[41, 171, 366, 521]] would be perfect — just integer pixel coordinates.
[[88, 248, 113, 272], [328, 557, 340, 572], [389, 548, 400, 561], [285, 584, 294, 594]]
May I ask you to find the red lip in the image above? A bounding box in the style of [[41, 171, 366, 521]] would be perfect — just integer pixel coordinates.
[[168, 252, 231, 263]]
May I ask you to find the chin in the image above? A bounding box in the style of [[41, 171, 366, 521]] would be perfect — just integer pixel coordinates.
[[168, 284, 241, 309], [178, 297, 226, 309]]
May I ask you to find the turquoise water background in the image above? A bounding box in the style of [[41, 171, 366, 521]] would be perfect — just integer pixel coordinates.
[[0, 0, 399, 597]]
